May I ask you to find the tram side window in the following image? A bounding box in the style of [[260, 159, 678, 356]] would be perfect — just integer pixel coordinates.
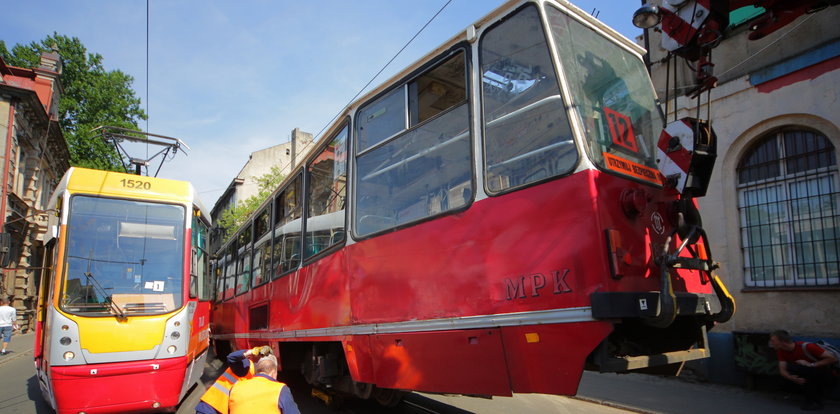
[[223, 246, 236, 299], [357, 88, 406, 153], [252, 207, 271, 287], [190, 216, 211, 300], [354, 50, 471, 237], [236, 225, 252, 294], [305, 126, 347, 259], [480, 4, 576, 194], [213, 263, 223, 302], [273, 175, 302, 277]]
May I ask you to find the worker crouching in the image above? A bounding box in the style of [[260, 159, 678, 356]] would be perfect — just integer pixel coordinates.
[[228, 353, 300, 413]]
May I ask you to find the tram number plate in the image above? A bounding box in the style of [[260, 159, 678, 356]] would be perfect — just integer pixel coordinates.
[[604, 107, 638, 153], [119, 178, 152, 190]]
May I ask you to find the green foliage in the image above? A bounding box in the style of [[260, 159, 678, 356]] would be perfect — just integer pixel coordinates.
[[217, 166, 286, 243], [1, 33, 146, 171]]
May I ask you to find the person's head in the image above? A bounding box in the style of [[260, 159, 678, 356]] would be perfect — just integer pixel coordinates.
[[254, 354, 278, 378], [769, 330, 795, 351]]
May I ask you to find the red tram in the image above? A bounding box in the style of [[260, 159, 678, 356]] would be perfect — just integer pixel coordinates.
[[210, 0, 734, 403]]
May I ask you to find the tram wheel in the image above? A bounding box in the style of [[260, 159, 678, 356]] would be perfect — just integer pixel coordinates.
[[373, 387, 405, 407], [352, 381, 374, 399]]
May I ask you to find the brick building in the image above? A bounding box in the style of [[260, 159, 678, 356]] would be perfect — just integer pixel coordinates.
[[0, 52, 70, 331]]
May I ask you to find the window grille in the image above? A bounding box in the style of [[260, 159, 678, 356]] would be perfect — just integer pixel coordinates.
[[737, 129, 838, 288]]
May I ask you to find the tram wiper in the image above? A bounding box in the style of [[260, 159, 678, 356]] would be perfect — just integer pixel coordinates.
[[83, 251, 126, 318], [82, 271, 126, 318]]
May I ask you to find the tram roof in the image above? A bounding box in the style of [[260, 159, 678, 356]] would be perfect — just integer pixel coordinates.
[[324, 0, 645, 134], [52, 167, 212, 222]]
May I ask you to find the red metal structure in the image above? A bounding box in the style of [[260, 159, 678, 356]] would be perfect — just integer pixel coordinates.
[[210, 0, 735, 405]]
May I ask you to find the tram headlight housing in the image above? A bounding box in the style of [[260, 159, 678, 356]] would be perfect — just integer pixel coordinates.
[[63, 351, 75, 361], [60, 336, 72, 346], [170, 331, 180, 340], [167, 345, 177, 354], [633, 5, 661, 29]]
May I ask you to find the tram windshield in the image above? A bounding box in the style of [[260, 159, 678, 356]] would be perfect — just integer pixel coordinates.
[[61, 196, 185, 316], [547, 6, 663, 185]]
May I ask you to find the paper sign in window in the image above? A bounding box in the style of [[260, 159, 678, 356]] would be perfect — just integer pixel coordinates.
[[604, 107, 638, 153], [144, 281, 165, 292]]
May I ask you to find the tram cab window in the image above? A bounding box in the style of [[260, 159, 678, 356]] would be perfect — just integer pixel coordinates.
[[354, 50, 472, 237], [546, 6, 661, 179], [61, 196, 185, 315], [190, 215, 211, 300], [273, 174, 302, 277], [305, 127, 347, 259], [480, 4, 576, 194]]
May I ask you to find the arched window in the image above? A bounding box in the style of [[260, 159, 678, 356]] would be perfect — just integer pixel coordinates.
[[737, 129, 838, 288]]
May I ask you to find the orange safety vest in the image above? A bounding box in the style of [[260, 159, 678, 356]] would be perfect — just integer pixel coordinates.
[[200, 363, 255, 414], [228, 375, 286, 414]]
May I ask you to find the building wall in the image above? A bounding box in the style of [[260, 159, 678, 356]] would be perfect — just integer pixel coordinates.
[[209, 128, 314, 253], [702, 76, 839, 336], [236, 128, 313, 202], [646, 4, 840, 339], [0, 53, 70, 332]]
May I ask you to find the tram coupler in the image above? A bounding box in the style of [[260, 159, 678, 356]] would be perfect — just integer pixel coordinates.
[[651, 224, 735, 327], [647, 264, 677, 328]]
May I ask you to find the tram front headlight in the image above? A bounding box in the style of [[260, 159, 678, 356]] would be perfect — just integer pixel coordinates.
[[167, 345, 177, 354], [63, 351, 75, 361], [59, 337, 71, 346], [170, 331, 180, 340]]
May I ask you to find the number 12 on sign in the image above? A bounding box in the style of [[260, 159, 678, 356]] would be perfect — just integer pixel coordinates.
[[604, 107, 638, 153]]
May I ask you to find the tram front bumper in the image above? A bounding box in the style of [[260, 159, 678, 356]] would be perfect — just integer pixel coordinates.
[[49, 356, 187, 414], [589, 291, 714, 320]]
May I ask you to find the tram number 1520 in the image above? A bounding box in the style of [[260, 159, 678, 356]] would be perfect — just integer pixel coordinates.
[[119, 178, 152, 190]]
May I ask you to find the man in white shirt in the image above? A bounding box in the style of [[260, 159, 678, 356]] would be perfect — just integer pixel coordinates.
[[0, 296, 17, 355]]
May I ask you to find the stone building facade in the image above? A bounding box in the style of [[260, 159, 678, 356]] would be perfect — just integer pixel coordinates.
[[0, 53, 70, 331], [209, 128, 313, 253], [643, 2, 840, 383]]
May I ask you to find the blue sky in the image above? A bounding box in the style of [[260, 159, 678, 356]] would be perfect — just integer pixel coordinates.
[[1, 1, 642, 208]]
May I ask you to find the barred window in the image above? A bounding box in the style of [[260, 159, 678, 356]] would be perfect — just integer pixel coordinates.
[[737, 129, 838, 288]]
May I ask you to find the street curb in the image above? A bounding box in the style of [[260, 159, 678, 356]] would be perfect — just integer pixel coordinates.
[[571, 395, 656, 414]]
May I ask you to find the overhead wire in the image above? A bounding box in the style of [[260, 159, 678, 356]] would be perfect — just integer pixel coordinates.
[[204, 0, 454, 201], [146, 0, 150, 167]]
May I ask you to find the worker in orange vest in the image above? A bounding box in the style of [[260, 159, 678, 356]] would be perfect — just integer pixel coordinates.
[[195, 346, 271, 414], [228, 353, 300, 414]]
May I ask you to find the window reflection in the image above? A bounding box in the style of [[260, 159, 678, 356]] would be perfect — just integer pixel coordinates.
[[480, 4, 576, 193], [305, 126, 347, 258], [62, 196, 185, 315]]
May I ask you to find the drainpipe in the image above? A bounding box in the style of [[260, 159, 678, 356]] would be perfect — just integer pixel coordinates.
[[1, 99, 14, 230], [1, 99, 14, 295]]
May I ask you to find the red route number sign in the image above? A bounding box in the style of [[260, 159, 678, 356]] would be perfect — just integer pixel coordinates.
[[604, 107, 638, 153]]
